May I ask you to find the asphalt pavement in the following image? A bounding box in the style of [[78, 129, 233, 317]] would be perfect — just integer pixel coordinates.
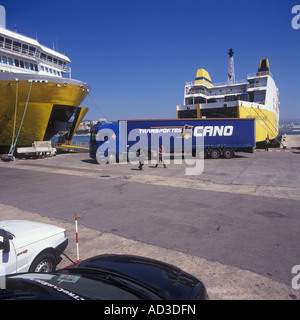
[[1, 137, 300, 299]]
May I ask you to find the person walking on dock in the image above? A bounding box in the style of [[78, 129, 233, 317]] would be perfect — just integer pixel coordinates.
[[155, 144, 167, 168], [265, 135, 270, 151], [137, 148, 145, 170]]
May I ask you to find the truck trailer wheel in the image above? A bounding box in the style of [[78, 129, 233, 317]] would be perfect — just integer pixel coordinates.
[[196, 149, 207, 159], [223, 148, 235, 159], [29, 252, 56, 273], [96, 149, 107, 164], [107, 153, 117, 164], [210, 149, 221, 159]]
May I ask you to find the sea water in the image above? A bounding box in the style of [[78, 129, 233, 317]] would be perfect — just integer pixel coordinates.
[[51, 135, 90, 146]]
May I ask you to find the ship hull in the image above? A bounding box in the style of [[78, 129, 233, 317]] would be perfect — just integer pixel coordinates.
[[0, 73, 90, 153], [239, 103, 279, 142], [177, 101, 279, 143]]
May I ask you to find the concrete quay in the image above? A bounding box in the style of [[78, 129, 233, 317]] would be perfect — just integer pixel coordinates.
[[1, 134, 300, 300]]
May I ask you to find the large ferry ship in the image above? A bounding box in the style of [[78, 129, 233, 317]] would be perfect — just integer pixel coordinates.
[[0, 6, 90, 154], [176, 49, 280, 145]]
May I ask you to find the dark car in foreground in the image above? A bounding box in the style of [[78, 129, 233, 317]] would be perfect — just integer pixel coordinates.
[[0, 254, 208, 300]]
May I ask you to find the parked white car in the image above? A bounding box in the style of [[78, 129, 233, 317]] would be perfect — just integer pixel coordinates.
[[0, 220, 68, 275]]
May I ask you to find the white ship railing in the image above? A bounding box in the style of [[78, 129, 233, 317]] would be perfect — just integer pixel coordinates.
[[247, 82, 267, 89], [212, 79, 247, 87], [247, 71, 273, 79], [186, 87, 248, 97], [186, 72, 274, 88], [186, 79, 247, 87], [0, 40, 70, 73], [0, 40, 38, 57]]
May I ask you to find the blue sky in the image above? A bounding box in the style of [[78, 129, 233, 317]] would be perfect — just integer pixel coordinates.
[[1, 0, 300, 121]]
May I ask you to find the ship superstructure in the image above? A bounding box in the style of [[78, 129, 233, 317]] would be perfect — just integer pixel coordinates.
[[176, 52, 280, 144], [0, 6, 90, 153]]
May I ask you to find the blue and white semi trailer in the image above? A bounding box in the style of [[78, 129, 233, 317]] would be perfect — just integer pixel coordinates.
[[89, 118, 255, 164]]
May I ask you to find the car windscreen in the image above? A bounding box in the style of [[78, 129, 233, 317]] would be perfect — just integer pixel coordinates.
[[5, 272, 156, 300]]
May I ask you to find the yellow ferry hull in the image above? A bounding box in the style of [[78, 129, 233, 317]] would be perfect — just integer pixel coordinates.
[[176, 103, 279, 143], [0, 74, 90, 152], [238, 104, 279, 142]]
